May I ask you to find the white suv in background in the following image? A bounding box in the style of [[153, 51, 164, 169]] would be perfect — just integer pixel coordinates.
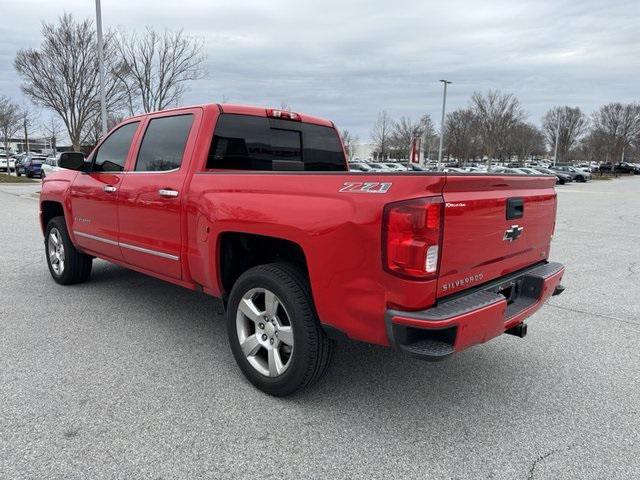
[[41, 154, 61, 178]]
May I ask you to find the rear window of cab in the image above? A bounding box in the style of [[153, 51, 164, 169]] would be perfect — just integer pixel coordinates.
[[207, 114, 346, 171]]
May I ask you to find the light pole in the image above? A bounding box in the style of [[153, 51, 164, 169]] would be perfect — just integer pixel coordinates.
[[437, 80, 452, 167], [95, 0, 108, 137]]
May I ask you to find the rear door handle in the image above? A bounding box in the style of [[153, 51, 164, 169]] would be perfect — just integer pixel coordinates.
[[158, 189, 179, 198], [103, 185, 117, 193]]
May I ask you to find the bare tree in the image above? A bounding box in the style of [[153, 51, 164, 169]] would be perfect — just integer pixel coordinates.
[[576, 128, 611, 163], [591, 103, 640, 163], [371, 110, 393, 161], [390, 116, 428, 160], [444, 108, 479, 163], [505, 122, 546, 163], [0, 96, 22, 175], [15, 14, 127, 150], [41, 117, 65, 153], [541, 106, 588, 163], [84, 113, 126, 150], [116, 27, 205, 113], [340, 129, 359, 160], [471, 90, 525, 167]]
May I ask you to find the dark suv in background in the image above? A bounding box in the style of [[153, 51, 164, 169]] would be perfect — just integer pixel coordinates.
[[531, 167, 574, 184], [16, 155, 46, 178], [599, 162, 640, 174]]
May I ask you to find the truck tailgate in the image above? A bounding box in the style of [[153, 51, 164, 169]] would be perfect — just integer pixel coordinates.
[[437, 174, 557, 298]]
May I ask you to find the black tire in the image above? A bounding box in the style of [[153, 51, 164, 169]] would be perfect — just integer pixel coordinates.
[[16, 170, 21, 177], [45, 216, 93, 285], [226, 263, 335, 396], [26, 172, 32, 178]]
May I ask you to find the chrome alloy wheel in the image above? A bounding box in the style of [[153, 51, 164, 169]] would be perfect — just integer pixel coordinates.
[[236, 288, 294, 377], [48, 228, 65, 275]]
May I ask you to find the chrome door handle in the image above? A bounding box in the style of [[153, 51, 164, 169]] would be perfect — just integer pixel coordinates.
[[158, 189, 179, 198], [103, 185, 117, 193]]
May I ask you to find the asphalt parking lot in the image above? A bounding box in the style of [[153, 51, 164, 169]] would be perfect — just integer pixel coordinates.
[[1, 178, 639, 479]]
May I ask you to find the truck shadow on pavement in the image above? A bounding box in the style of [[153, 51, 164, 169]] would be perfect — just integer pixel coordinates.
[[85, 260, 531, 410]]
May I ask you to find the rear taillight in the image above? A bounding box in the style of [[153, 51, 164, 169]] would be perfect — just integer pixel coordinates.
[[266, 109, 301, 121], [382, 196, 443, 279]]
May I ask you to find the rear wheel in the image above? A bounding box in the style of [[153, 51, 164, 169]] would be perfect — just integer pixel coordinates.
[[226, 263, 334, 396], [45, 216, 92, 285]]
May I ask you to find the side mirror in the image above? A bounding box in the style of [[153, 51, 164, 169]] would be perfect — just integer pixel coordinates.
[[59, 152, 86, 171]]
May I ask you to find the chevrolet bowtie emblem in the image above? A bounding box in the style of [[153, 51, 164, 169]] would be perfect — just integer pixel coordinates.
[[503, 225, 523, 242]]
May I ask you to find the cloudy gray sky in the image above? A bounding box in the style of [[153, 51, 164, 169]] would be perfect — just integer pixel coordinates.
[[1, 0, 638, 139]]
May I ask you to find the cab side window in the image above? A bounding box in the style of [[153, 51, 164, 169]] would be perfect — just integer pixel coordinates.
[[92, 122, 140, 172], [135, 115, 194, 171]]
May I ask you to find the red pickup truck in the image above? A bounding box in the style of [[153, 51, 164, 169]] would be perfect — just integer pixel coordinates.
[[40, 104, 565, 395]]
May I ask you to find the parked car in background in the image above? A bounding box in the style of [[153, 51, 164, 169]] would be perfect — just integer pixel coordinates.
[[517, 167, 546, 175], [576, 162, 597, 173], [17, 155, 46, 178], [551, 165, 591, 182], [618, 162, 640, 174], [41, 155, 62, 178], [368, 162, 394, 172], [13, 155, 27, 174], [348, 162, 376, 172], [490, 167, 529, 175], [404, 164, 431, 172], [532, 167, 573, 185], [598, 162, 640, 174], [0, 153, 16, 172], [380, 162, 408, 172]]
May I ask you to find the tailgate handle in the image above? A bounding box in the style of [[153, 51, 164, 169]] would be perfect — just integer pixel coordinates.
[[506, 198, 524, 220]]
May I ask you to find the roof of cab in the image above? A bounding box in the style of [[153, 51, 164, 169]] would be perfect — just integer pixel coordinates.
[[126, 103, 335, 128]]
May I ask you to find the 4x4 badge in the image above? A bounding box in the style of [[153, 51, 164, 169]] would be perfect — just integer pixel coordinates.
[[503, 225, 523, 242]]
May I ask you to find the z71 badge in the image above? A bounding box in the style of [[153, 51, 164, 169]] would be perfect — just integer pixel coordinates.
[[339, 182, 392, 194]]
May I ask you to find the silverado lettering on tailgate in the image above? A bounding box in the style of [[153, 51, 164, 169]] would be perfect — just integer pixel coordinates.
[[442, 273, 484, 292]]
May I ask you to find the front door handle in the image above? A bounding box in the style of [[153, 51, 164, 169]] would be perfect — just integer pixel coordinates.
[[103, 185, 117, 193], [158, 189, 179, 198]]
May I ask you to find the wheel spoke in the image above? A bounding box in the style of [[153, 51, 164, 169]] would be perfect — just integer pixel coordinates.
[[239, 297, 261, 323], [277, 325, 293, 346], [268, 348, 285, 377], [241, 334, 261, 357], [264, 290, 279, 318], [50, 232, 59, 246]]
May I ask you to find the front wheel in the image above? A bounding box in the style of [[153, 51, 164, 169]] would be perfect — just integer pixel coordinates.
[[45, 216, 93, 285], [226, 263, 334, 396]]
